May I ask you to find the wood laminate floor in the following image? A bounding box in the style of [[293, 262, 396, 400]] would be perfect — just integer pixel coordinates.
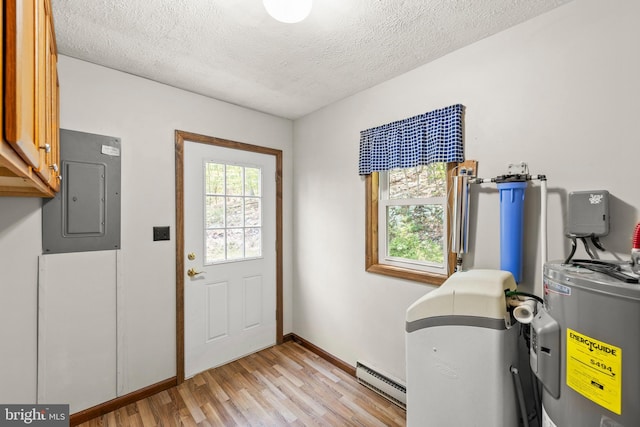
[[78, 341, 406, 426]]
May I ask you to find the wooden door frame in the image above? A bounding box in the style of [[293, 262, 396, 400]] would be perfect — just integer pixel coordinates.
[[175, 130, 283, 384]]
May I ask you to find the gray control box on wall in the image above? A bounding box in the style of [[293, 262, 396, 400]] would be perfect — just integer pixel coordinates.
[[566, 190, 609, 237], [42, 129, 121, 254]]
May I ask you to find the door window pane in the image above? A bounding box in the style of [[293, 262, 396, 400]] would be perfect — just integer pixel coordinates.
[[226, 165, 243, 195], [245, 198, 261, 227], [205, 162, 263, 264], [205, 196, 225, 228], [226, 197, 243, 228], [227, 229, 244, 260], [206, 230, 225, 263], [245, 167, 261, 196], [206, 163, 225, 194]]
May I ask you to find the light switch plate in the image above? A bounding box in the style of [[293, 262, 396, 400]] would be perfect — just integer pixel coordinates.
[[153, 226, 170, 241]]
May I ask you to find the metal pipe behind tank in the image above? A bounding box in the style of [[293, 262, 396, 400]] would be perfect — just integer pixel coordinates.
[[538, 176, 548, 298], [451, 174, 470, 257], [451, 175, 461, 253]]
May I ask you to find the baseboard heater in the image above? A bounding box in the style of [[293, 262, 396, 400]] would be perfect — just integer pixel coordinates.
[[355, 361, 406, 409]]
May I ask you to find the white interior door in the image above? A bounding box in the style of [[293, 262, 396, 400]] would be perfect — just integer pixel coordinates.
[[184, 141, 276, 378]]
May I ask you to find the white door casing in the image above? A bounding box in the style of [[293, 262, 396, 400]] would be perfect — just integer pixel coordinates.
[[183, 140, 277, 378]]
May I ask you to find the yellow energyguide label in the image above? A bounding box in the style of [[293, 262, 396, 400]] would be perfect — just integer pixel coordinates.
[[566, 328, 622, 415]]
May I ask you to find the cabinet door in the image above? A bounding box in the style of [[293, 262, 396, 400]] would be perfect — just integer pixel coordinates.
[[4, 0, 41, 170], [34, 0, 50, 185], [36, 0, 60, 191], [48, 8, 60, 192], [48, 60, 60, 192]]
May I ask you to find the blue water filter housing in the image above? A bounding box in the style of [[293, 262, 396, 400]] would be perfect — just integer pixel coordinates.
[[497, 181, 528, 283]]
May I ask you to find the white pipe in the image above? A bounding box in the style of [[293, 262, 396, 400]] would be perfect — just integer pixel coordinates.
[[451, 175, 470, 256], [539, 178, 548, 298], [513, 299, 537, 324], [461, 176, 470, 254], [469, 177, 494, 184]]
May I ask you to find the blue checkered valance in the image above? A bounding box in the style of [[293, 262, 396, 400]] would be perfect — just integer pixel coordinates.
[[358, 104, 464, 175]]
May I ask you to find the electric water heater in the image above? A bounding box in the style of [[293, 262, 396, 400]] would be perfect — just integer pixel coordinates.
[[531, 262, 640, 427]]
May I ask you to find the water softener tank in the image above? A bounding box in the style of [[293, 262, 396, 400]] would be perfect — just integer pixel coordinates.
[[405, 270, 520, 426], [531, 262, 640, 426]]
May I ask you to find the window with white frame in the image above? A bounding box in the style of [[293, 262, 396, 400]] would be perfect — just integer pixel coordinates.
[[204, 162, 262, 264], [378, 164, 448, 274]]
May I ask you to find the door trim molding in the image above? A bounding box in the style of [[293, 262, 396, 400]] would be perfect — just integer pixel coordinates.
[[175, 130, 284, 384]]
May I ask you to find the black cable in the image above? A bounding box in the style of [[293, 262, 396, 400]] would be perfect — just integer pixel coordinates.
[[520, 323, 531, 350], [530, 369, 542, 426], [592, 236, 606, 251], [564, 236, 577, 264], [511, 367, 530, 427], [570, 260, 639, 284], [571, 258, 616, 267], [565, 233, 608, 264], [581, 237, 595, 259]]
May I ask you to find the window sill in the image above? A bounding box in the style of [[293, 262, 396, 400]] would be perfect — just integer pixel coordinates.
[[365, 263, 449, 286]]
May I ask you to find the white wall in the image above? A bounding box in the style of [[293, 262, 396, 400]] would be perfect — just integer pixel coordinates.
[[292, 0, 640, 382], [0, 198, 41, 403], [0, 56, 293, 402]]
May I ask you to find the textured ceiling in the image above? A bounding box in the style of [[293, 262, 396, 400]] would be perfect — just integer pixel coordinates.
[[51, 0, 571, 119]]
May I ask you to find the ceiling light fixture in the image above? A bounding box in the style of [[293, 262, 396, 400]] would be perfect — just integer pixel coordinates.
[[263, 0, 313, 24]]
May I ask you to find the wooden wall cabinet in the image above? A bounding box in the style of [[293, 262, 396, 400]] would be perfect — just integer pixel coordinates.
[[0, 0, 60, 197]]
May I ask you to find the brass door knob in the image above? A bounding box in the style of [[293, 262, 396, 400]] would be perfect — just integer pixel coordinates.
[[187, 268, 203, 277]]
